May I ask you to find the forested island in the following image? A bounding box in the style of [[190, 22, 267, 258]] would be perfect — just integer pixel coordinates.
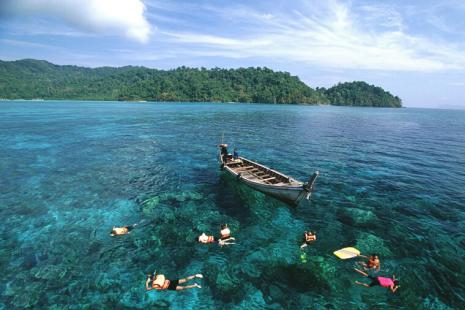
[[0, 59, 401, 107]]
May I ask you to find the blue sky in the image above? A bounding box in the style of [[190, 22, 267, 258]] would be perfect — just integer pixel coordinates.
[[1, 0, 465, 108]]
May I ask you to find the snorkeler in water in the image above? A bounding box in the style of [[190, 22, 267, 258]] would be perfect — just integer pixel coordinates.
[[110, 223, 138, 236], [198, 224, 235, 246], [198, 233, 216, 244], [300, 231, 316, 250], [354, 268, 400, 293], [360, 254, 380, 272], [146, 272, 203, 291], [218, 224, 235, 246]]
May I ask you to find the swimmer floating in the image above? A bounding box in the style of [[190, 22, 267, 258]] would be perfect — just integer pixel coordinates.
[[198, 224, 235, 246], [146, 271, 203, 291]]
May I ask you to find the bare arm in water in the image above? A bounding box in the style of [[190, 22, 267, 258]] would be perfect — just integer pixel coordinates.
[[145, 276, 153, 291]]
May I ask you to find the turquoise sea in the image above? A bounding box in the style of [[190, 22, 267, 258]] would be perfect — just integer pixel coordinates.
[[1, 101, 464, 310]]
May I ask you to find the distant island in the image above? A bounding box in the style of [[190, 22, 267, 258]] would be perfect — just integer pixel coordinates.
[[0, 59, 402, 107]]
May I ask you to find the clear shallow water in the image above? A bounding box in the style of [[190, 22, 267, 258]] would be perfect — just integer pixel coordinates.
[[1, 101, 464, 310]]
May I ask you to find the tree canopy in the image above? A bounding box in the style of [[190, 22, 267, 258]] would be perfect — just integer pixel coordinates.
[[320, 81, 402, 107], [0, 59, 401, 107]]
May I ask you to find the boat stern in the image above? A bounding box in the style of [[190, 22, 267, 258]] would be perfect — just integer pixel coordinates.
[[293, 171, 320, 205]]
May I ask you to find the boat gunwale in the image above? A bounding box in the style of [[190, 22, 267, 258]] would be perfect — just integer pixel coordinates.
[[236, 172, 305, 190], [224, 156, 304, 189]]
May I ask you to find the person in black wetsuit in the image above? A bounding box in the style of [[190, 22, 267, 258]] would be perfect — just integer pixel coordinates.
[[354, 268, 400, 293], [146, 272, 203, 291], [219, 143, 229, 164]]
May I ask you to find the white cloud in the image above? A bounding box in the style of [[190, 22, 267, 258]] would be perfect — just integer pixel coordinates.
[[161, 31, 272, 49], [156, 0, 465, 72], [1, 0, 152, 43]]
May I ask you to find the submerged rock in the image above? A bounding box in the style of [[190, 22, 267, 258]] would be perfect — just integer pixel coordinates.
[[346, 195, 356, 203], [95, 274, 122, 293], [177, 190, 203, 202], [239, 262, 262, 279], [309, 258, 338, 289], [3, 281, 19, 297], [206, 266, 246, 304], [20, 253, 40, 269], [355, 232, 393, 257], [232, 290, 267, 310], [141, 190, 205, 217], [11, 282, 41, 308], [48, 304, 71, 310], [34, 264, 68, 280], [338, 207, 378, 227], [309, 255, 325, 264], [267, 284, 285, 302], [141, 196, 160, 216], [12, 293, 39, 308], [420, 297, 454, 310], [215, 269, 241, 294], [120, 286, 147, 308]]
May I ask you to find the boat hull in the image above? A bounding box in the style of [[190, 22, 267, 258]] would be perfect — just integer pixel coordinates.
[[235, 172, 307, 205], [219, 153, 318, 206]]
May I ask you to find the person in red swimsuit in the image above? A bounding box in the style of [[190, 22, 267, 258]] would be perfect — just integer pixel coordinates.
[[354, 268, 400, 293]]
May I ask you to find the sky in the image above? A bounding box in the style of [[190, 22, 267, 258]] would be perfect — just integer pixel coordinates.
[[1, 0, 465, 108]]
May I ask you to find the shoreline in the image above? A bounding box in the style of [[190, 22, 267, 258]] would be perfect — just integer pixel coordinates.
[[4, 99, 464, 110], [0, 99, 408, 108]]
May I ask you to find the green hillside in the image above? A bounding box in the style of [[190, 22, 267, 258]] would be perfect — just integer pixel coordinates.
[[0, 59, 401, 107], [321, 81, 402, 107]]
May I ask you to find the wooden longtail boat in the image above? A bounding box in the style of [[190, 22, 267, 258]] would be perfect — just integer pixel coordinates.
[[218, 145, 319, 206]]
